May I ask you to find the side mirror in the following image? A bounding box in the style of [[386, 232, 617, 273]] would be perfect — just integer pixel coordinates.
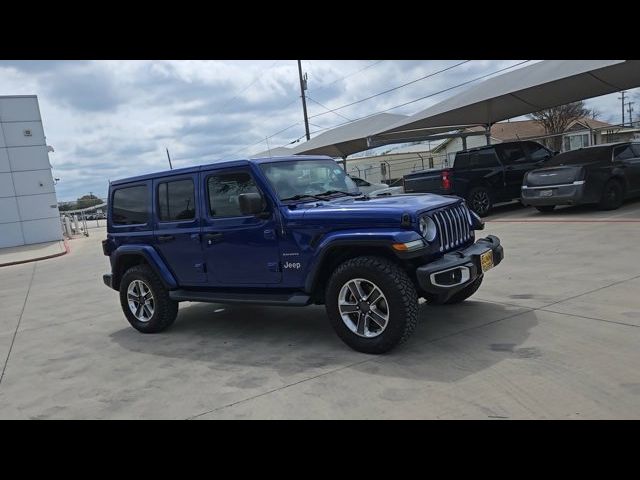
[[239, 193, 266, 217]]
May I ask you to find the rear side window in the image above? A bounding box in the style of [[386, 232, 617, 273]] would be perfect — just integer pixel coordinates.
[[614, 145, 635, 161], [207, 171, 261, 217], [525, 142, 552, 161], [499, 144, 527, 164], [158, 179, 195, 221], [474, 148, 501, 168], [112, 185, 148, 225], [632, 144, 640, 157]]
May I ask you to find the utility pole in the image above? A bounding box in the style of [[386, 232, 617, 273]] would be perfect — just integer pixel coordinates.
[[297, 60, 310, 141], [627, 102, 635, 127], [618, 91, 627, 126]]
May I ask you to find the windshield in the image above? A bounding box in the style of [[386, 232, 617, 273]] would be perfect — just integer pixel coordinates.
[[543, 146, 610, 167], [260, 159, 360, 201]]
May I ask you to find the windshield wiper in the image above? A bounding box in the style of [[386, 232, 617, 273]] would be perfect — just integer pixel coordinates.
[[281, 194, 325, 202], [315, 190, 361, 197]]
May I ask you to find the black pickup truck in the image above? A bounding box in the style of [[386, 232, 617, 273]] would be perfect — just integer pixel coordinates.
[[402, 141, 555, 216]]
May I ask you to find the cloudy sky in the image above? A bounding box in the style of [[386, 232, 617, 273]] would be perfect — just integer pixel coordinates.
[[0, 60, 637, 201]]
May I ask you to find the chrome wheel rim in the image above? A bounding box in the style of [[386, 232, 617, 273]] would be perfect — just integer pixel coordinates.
[[338, 278, 389, 338], [127, 280, 155, 322]]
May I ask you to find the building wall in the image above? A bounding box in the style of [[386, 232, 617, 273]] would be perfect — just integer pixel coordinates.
[[0, 96, 62, 249]]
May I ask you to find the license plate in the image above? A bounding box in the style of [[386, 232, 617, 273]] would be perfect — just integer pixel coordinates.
[[539, 189, 553, 197], [480, 250, 494, 273]]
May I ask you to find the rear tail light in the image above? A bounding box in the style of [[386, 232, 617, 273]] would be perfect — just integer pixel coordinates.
[[441, 170, 452, 191]]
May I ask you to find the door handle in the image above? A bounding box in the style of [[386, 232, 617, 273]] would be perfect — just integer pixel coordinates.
[[157, 235, 175, 243], [204, 233, 224, 244]]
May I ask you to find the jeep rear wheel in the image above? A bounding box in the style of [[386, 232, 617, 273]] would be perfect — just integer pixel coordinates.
[[119, 264, 178, 333], [325, 256, 418, 354]]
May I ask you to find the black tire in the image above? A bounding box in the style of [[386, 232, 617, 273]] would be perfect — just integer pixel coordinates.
[[598, 179, 624, 210], [535, 205, 556, 213], [467, 186, 493, 217], [325, 256, 418, 354], [119, 264, 178, 333], [429, 275, 484, 305]]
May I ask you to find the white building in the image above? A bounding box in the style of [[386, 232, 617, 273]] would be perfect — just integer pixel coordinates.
[[0, 95, 62, 249]]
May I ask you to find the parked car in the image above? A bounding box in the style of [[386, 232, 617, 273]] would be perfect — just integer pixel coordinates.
[[522, 142, 640, 212], [402, 141, 555, 216], [349, 176, 389, 195], [102, 155, 504, 354]]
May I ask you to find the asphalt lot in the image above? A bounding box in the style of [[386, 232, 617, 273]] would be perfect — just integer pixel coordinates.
[[1, 200, 639, 419]]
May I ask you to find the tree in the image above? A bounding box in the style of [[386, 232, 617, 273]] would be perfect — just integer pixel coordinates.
[[529, 101, 593, 151], [58, 203, 75, 212], [76, 194, 103, 209]]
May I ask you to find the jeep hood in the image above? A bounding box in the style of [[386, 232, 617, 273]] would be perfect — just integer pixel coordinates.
[[288, 193, 461, 224]]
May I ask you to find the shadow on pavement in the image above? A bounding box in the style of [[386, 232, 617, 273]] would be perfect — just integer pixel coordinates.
[[489, 196, 640, 220], [109, 297, 536, 382]]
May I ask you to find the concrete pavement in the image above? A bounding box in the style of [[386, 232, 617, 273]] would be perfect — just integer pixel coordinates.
[[0, 201, 639, 419]]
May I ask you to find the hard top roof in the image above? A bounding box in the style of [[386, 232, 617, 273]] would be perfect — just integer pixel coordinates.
[[109, 155, 333, 186]]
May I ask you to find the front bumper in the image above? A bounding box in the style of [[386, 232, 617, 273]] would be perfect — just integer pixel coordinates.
[[416, 235, 503, 301], [521, 182, 587, 206]]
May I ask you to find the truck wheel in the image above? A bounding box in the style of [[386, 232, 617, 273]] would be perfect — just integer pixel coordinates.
[[535, 205, 556, 213], [598, 179, 624, 210], [467, 186, 493, 217], [325, 256, 418, 354], [428, 275, 484, 305], [119, 264, 178, 333]]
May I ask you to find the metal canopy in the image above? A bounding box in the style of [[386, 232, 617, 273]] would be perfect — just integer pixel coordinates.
[[369, 60, 640, 145], [289, 113, 408, 158], [250, 146, 296, 158]]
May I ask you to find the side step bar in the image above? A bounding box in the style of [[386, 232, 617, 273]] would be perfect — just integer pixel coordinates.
[[169, 289, 311, 306]]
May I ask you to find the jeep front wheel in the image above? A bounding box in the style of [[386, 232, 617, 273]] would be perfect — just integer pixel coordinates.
[[119, 264, 178, 333], [325, 256, 418, 354]]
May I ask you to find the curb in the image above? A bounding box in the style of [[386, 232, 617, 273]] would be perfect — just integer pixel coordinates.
[[0, 239, 70, 268]]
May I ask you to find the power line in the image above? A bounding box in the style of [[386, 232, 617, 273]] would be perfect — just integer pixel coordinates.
[[309, 60, 386, 94], [215, 60, 280, 113], [306, 95, 353, 121], [307, 60, 471, 120]]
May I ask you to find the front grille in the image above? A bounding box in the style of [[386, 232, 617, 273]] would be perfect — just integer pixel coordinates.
[[430, 203, 473, 252]]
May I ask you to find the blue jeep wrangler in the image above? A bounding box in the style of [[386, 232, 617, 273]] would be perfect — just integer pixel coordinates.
[[102, 155, 503, 353]]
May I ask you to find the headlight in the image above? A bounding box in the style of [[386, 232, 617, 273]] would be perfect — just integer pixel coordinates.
[[419, 216, 437, 242]]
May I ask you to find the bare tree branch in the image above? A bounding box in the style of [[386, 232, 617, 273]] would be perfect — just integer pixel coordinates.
[[529, 101, 592, 151]]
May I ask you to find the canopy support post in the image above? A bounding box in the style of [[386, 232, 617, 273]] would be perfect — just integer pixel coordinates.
[[462, 135, 468, 151], [485, 124, 492, 145]]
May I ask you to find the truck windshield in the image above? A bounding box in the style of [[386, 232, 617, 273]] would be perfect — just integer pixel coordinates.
[[260, 159, 359, 201]]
